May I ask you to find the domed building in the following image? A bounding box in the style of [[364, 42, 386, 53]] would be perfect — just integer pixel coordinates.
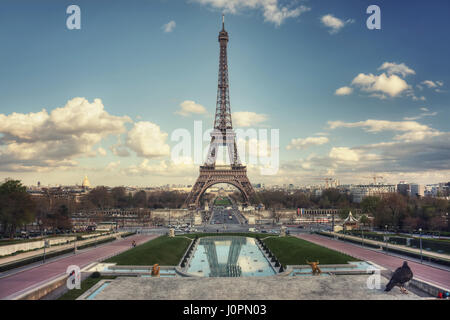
[[82, 175, 91, 189]]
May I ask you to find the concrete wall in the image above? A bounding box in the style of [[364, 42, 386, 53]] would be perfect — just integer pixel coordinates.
[[0, 236, 76, 257], [15, 275, 68, 300], [80, 232, 112, 240]]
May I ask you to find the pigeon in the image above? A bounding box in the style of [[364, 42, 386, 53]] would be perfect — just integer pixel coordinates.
[[385, 261, 413, 294]]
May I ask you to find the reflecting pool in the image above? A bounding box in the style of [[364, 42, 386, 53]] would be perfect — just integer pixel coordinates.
[[186, 236, 276, 277]]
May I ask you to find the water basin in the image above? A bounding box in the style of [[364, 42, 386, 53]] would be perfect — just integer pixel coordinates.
[[186, 236, 276, 277]]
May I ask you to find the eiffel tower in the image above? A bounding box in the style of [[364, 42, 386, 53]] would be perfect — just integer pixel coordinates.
[[184, 16, 255, 209]]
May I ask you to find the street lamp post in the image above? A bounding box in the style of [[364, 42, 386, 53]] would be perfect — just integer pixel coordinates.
[[419, 228, 423, 264], [43, 240, 48, 264], [361, 227, 364, 247], [385, 225, 388, 254], [331, 210, 335, 233]]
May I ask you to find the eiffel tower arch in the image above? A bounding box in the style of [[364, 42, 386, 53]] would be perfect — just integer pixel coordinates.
[[184, 16, 255, 209]]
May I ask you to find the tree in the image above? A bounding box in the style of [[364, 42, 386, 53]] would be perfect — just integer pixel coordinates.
[[378, 193, 407, 228], [133, 191, 147, 208], [361, 196, 381, 215], [88, 186, 114, 209], [429, 216, 446, 231], [359, 214, 370, 227], [338, 208, 351, 219], [111, 187, 130, 208], [0, 179, 36, 238], [403, 216, 421, 231], [55, 204, 71, 230]]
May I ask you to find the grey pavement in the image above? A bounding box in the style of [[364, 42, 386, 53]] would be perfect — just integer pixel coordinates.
[[91, 275, 424, 300]]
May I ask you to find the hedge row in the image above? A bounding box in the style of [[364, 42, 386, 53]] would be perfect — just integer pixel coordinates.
[[409, 238, 450, 254], [0, 247, 75, 273], [316, 232, 382, 249], [341, 230, 450, 253], [121, 232, 136, 238], [382, 246, 450, 267]]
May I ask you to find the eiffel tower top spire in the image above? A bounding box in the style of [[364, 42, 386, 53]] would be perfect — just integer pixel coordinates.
[[214, 14, 232, 131]]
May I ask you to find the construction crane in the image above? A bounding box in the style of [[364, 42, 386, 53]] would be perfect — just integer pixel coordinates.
[[312, 177, 338, 189], [365, 175, 383, 184]]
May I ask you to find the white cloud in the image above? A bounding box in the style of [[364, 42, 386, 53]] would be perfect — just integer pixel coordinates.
[[328, 118, 443, 143], [339, 62, 419, 99], [351, 72, 410, 98], [175, 100, 208, 117], [286, 136, 329, 150], [421, 80, 444, 92], [236, 137, 271, 158], [335, 86, 353, 96], [110, 144, 131, 157], [403, 110, 437, 121], [328, 119, 430, 133], [97, 147, 107, 156], [378, 62, 415, 77], [0, 98, 131, 171], [320, 14, 353, 34], [421, 80, 437, 88], [232, 111, 268, 127], [412, 95, 426, 101], [192, 0, 310, 26], [105, 161, 120, 171], [123, 158, 196, 177], [162, 20, 176, 33], [329, 147, 360, 162], [392, 130, 443, 142], [126, 121, 170, 158]]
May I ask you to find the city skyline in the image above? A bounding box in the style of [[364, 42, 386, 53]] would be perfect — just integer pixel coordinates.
[[1, 0, 450, 187]]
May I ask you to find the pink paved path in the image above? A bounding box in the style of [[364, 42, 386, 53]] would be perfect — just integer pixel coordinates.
[[0, 234, 156, 299], [296, 234, 450, 289]]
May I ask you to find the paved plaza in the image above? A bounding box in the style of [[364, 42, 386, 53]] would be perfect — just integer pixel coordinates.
[[0, 234, 156, 299], [88, 275, 424, 300], [295, 234, 450, 289]]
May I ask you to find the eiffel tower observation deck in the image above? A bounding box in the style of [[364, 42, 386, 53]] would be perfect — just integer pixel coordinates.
[[184, 16, 255, 209]]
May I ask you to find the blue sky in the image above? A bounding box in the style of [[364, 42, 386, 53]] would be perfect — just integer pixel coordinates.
[[0, 0, 449, 187]]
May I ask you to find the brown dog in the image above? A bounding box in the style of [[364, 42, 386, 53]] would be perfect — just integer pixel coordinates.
[[306, 260, 322, 275]]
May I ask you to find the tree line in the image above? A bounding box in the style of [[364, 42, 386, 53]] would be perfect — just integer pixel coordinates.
[[0, 180, 73, 238], [0, 180, 190, 238], [84, 186, 188, 210], [252, 188, 449, 231]]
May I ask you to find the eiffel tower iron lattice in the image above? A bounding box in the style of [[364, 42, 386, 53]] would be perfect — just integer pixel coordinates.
[[184, 16, 255, 209]]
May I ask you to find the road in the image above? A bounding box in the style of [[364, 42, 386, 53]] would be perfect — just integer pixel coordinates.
[[295, 233, 450, 290], [0, 234, 156, 300], [210, 206, 240, 225]]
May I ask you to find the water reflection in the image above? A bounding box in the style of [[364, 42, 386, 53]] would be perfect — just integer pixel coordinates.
[[187, 236, 276, 277]]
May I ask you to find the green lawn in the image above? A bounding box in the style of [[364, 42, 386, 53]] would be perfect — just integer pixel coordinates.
[[104, 235, 191, 265], [214, 197, 232, 205], [263, 236, 359, 266], [58, 276, 116, 300]]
